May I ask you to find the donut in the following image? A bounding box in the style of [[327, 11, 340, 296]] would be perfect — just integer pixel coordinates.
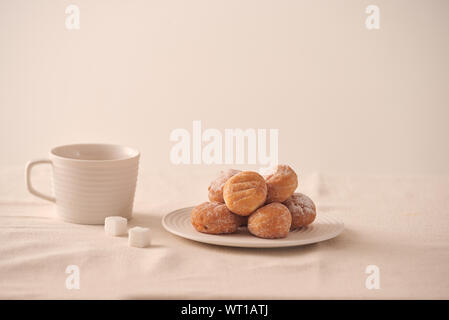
[[264, 165, 298, 203], [223, 171, 267, 216], [247, 203, 292, 239], [208, 169, 241, 203], [283, 193, 316, 229], [190, 202, 242, 234]]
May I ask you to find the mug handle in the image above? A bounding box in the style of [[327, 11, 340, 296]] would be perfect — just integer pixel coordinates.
[[25, 159, 56, 202]]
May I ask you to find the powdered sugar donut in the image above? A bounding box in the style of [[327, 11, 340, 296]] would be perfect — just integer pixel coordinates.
[[223, 171, 267, 216], [264, 165, 298, 203], [283, 193, 316, 229], [208, 169, 241, 203], [248, 203, 292, 239], [191, 202, 242, 234]]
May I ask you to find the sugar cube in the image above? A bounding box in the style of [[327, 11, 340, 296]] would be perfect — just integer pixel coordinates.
[[128, 227, 151, 248], [104, 216, 128, 236]]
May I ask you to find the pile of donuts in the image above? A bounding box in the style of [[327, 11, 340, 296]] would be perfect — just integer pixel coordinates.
[[190, 165, 316, 239]]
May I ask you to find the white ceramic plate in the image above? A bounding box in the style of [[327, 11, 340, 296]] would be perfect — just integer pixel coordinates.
[[162, 207, 344, 248]]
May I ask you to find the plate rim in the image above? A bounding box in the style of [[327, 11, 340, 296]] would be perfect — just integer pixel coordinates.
[[162, 206, 344, 248]]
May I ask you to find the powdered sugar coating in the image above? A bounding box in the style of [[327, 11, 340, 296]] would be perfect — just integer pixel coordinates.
[[283, 193, 316, 229], [264, 165, 298, 203], [208, 169, 241, 203], [248, 203, 292, 239], [191, 202, 243, 234]]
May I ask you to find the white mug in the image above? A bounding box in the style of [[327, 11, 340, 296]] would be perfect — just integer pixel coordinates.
[[25, 144, 140, 224]]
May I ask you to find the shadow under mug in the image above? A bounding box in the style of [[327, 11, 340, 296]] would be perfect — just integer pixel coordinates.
[[25, 144, 140, 224]]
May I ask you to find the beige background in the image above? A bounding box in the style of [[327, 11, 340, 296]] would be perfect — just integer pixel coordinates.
[[1, 1, 449, 299], [1, 0, 449, 176]]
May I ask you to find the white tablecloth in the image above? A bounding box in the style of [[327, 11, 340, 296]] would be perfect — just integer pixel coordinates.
[[1, 166, 448, 299]]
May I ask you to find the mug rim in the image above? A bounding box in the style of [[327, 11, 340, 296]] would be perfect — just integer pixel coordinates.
[[50, 143, 140, 163]]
